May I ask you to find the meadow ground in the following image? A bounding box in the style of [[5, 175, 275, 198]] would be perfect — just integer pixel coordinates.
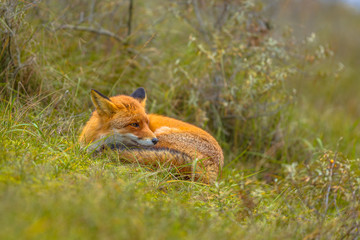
[[1, 1, 360, 239]]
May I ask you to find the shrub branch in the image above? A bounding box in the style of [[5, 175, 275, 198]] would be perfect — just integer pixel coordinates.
[[57, 24, 125, 43]]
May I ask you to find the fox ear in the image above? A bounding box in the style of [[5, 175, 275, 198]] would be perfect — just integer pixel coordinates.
[[130, 87, 146, 107], [91, 89, 118, 116]]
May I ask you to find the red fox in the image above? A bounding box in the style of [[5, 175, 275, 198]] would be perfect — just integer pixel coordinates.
[[79, 88, 224, 183]]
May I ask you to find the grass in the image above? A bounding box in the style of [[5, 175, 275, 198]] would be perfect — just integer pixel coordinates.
[[1, 0, 360, 239]]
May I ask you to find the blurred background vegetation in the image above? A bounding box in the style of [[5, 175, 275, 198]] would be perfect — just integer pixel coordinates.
[[1, 0, 360, 239]]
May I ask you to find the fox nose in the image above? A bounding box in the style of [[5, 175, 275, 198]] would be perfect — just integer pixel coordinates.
[[151, 138, 159, 145]]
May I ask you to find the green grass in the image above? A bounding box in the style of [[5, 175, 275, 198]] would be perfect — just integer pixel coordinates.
[[1, 91, 359, 239], [1, 0, 360, 239]]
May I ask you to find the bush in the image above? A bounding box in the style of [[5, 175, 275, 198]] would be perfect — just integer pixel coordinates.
[[2, 0, 321, 166]]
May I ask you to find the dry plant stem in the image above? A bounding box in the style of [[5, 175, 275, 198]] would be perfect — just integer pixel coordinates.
[[110, 32, 157, 93], [340, 224, 360, 240], [58, 24, 125, 43], [291, 179, 321, 218], [322, 138, 342, 223], [192, 0, 211, 44], [323, 158, 335, 222], [88, 0, 96, 23], [214, 1, 229, 31], [127, 0, 133, 37]]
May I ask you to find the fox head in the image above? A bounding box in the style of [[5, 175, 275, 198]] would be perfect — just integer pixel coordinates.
[[80, 87, 158, 151]]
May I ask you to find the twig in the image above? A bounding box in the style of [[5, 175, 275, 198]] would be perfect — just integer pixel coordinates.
[[214, 0, 229, 31], [192, 0, 211, 44], [127, 0, 133, 37], [88, 0, 96, 23], [58, 24, 125, 43], [291, 180, 321, 218], [322, 138, 343, 223], [323, 160, 334, 220], [222, 103, 289, 120], [175, 12, 204, 39], [110, 32, 157, 94], [339, 223, 360, 240]]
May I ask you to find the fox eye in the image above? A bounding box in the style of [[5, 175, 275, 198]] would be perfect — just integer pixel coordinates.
[[130, 123, 140, 128]]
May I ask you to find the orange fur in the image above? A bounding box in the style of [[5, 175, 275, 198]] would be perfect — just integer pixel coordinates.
[[80, 88, 224, 183]]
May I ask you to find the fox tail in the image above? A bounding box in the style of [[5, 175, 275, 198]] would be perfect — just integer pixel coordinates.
[[115, 147, 216, 183]]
